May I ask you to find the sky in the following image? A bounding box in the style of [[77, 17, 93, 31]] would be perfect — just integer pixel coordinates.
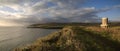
[[0, 0, 120, 26]]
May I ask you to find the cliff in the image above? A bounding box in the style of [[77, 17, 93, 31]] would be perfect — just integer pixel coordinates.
[[14, 26, 120, 51]]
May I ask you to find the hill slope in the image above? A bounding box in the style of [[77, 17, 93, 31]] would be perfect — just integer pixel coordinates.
[[28, 22, 120, 29], [14, 26, 120, 51]]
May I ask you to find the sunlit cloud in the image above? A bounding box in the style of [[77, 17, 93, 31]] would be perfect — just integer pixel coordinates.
[[0, 0, 119, 26]]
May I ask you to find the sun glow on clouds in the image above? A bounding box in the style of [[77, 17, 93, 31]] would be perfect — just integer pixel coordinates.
[[0, 20, 22, 26], [0, 0, 119, 26]]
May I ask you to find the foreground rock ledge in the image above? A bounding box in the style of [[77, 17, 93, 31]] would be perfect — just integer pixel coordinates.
[[14, 26, 120, 51]]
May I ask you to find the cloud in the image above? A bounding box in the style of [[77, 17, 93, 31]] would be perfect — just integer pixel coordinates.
[[0, 0, 120, 26]]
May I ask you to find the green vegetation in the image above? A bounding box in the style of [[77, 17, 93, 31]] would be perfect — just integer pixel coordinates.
[[27, 23, 100, 29], [14, 26, 120, 51], [28, 22, 120, 29]]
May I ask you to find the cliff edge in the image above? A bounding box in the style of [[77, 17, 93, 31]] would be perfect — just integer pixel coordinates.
[[14, 26, 120, 51]]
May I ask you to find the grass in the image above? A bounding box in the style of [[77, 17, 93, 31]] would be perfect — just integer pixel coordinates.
[[76, 26, 120, 51], [28, 22, 120, 29], [14, 26, 120, 51]]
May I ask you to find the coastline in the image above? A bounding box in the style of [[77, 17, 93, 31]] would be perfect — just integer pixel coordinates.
[[14, 26, 120, 51]]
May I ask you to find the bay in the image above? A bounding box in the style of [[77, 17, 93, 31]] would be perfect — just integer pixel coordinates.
[[0, 27, 59, 51]]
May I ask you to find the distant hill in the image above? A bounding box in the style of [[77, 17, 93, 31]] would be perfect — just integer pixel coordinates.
[[28, 22, 120, 29]]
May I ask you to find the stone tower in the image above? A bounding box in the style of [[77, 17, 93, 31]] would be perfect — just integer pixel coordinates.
[[100, 17, 108, 28]]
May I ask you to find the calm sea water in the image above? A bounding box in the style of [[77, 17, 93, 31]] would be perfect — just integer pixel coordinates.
[[0, 27, 59, 51]]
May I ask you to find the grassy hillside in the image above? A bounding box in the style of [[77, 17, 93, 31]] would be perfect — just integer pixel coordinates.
[[27, 23, 100, 29], [14, 26, 120, 51], [28, 22, 120, 29]]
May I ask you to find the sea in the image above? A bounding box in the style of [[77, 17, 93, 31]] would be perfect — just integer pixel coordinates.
[[0, 27, 59, 51]]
